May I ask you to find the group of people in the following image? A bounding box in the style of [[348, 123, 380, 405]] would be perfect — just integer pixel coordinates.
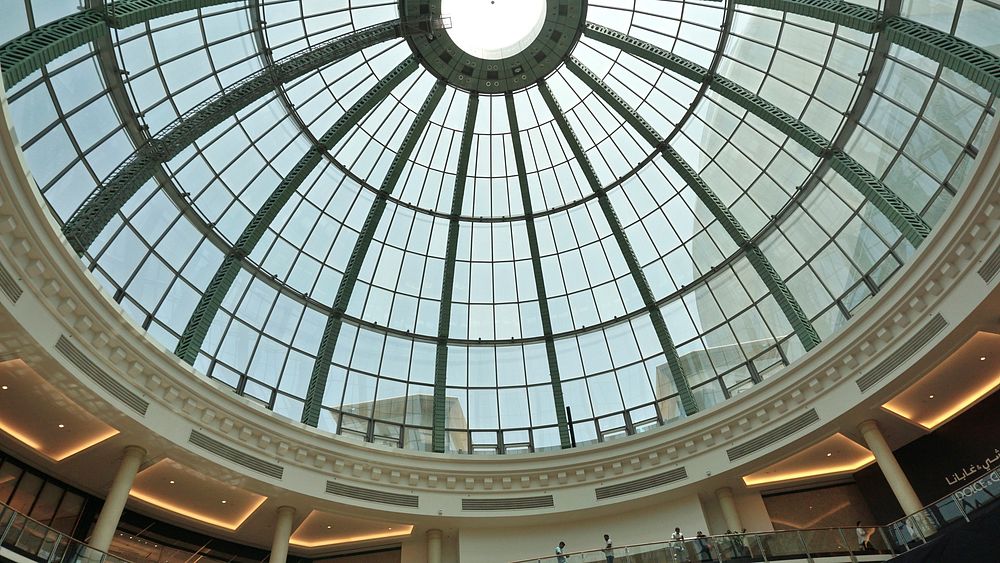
[[553, 534, 615, 563], [554, 528, 751, 562], [669, 527, 750, 561]]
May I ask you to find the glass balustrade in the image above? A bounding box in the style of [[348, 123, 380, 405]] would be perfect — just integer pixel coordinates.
[[0, 502, 127, 563]]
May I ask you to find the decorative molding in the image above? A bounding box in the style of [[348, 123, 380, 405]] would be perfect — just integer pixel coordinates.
[[0, 260, 21, 303], [188, 429, 284, 480], [979, 245, 1000, 282], [856, 314, 948, 392], [0, 75, 998, 516], [726, 409, 820, 462], [595, 468, 688, 501], [54, 335, 149, 415], [461, 496, 554, 511], [326, 481, 419, 508]]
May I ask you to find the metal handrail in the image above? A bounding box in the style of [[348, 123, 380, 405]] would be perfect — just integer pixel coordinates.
[[514, 467, 1000, 562], [0, 501, 129, 563]]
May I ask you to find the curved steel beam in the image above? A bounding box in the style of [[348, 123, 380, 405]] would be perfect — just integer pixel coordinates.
[[173, 57, 419, 364], [566, 57, 821, 352], [736, 0, 999, 96], [432, 94, 479, 453], [537, 80, 699, 416], [301, 80, 446, 427], [583, 23, 930, 247], [0, 0, 240, 88], [61, 20, 404, 254], [503, 93, 572, 450]]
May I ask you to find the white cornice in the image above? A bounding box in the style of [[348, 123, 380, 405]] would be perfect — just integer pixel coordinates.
[[0, 83, 998, 522]]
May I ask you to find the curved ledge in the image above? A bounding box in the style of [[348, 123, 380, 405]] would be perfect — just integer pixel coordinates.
[[0, 78, 998, 526]]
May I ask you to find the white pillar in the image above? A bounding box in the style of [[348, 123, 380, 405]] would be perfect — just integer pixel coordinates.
[[427, 529, 443, 563], [268, 506, 296, 563], [858, 420, 923, 516], [90, 445, 145, 552], [716, 487, 743, 532]]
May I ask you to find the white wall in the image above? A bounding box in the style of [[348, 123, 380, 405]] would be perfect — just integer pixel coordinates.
[[735, 489, 774, 533], [457, 494, 707, 562], [400, 530, 460, 563]]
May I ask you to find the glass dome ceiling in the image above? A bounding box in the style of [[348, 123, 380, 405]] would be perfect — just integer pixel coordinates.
[[2, 0, 998, 454]]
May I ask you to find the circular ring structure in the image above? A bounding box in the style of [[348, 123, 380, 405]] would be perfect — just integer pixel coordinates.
[[400, 0, 587, 93]]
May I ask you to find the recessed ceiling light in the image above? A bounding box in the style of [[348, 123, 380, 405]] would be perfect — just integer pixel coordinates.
[[980, 356, 987, 361], [1, 385, 7, 390], [57, 424, 65, 428], [929, 394, 935, 399], [826, 452, 832, 457], [326, 525, 332, 529], [221, 500, 227, 504], [169, 480, 175, 484]]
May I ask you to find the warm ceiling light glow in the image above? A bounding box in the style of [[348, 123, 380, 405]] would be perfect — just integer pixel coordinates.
[[128, 490, 266, 531], [742, 454, 876, 487], [1, 385, 7, 390], [904, 376, 1000, 429], [0, 420, 43, 450], [826, 452, 832, 457], [981, 356, 987, 361], [58, 424, 64, 428], [928, 394, 935, 399], [0, 420, 117, 461], [51, 428, 119, 461], [289, 526, 414, 548], [169, 480, 175, 484], [221, 500, 227, 504]]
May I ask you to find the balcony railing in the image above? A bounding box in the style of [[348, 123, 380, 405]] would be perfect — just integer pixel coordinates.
[[0, 501, 128, 563], [512, 471, 1000, 563]]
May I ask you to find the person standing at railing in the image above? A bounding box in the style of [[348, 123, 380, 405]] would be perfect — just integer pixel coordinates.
[[671, 527, 687, 562], [694, 531, 712, 562], [602, 534, 614, 563], [855, 521, 870, 551], [555, 540, 567, 563]]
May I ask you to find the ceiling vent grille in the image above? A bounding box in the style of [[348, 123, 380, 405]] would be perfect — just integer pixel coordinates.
[[726, 409, 819, 462], [462, 496, 554, 511], [979, 245, 1000, 282], [856, 313, 947, 392], [189, 430, 283, 479], [55, 335, 148, 415], [326, 481, 419, 508], [594, 467, 687, 500], [0, 263, 21, 303]]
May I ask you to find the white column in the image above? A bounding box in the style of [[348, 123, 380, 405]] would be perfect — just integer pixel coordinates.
[[858, 420, 923, 516], [426, 529, 443, 563], [90, 445, 145, 552], [716, 487, 743, 532], [268, 506, 296, 563]]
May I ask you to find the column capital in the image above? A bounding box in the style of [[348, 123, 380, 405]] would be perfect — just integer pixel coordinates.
[[276, 505, 296, 517], [858, 419, 881, 434], [122, 444, 147, 459], [715, 486, 734, 498]]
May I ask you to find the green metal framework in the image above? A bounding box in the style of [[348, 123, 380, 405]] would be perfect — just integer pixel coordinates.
[[504, 93, 573, 450], [537, 81, 699, 416], [583, 23, 931, 248], [0, 0, 239, 87], [301, 80, 447, 428], [736, 0, 999, 96], [61, 20, 404, 255], [432, 94, 480, 453], [173, 56, 419, 365], [566, 57, 821, 352]]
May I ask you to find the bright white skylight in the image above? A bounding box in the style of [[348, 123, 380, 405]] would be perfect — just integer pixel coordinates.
[[440, 0, 546, 59]]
